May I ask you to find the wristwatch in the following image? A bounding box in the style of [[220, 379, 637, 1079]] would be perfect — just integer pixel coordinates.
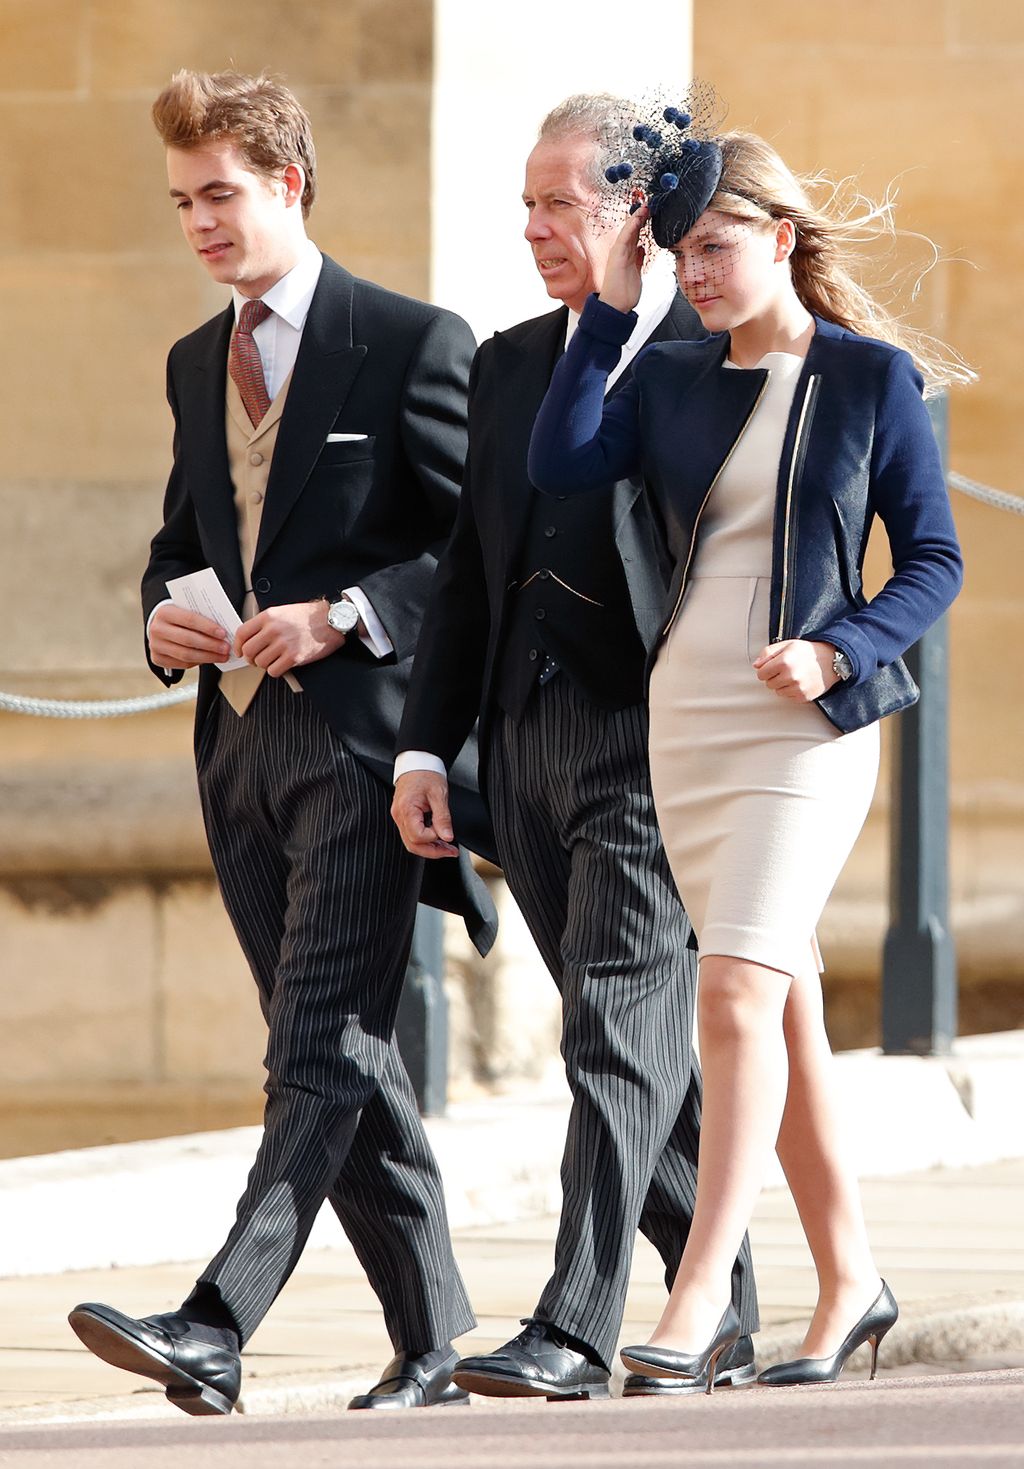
[[326, 597, 360, 636], [831, 648, 854, 682]]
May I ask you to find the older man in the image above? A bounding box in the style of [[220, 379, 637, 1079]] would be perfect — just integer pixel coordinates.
[[392, 95, 759, 1400]]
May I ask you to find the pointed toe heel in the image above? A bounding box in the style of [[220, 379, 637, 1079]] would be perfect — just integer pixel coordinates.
[[620, 1303, 741, 1393], [757, 1281, 899, 1388]]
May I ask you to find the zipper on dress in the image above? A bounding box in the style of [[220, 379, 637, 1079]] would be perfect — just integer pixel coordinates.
[[660, 372, 772, 640], [773, 373, 821, 642]]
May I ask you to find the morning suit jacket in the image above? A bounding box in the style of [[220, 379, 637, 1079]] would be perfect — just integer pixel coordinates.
[[528, 296, 964, 734], [141, 253, 496, 948], [397, 290, 706, 774]]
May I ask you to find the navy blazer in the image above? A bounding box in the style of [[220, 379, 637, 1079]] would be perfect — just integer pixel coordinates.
[[528, 295, 963, 733]]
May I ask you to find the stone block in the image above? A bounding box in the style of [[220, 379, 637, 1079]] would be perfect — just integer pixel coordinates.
[[354, 0, 432, 82], [158, 879, 267, 1083], [0, 757, 208, 875], [2, 97, 175, 255], [0, 257, 207, 482], [949, 0, 1024, 50], [0, 879, 160, 1083], [312, 85, 431, 299], [88, 0, 363, 93], [0, 0, 86, 93], [696, 0, 948, 54]]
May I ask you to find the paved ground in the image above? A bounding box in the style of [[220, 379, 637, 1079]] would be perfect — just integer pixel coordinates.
[[1, 1371, 1022, 1468], [2, 1158, 1022, 1425]]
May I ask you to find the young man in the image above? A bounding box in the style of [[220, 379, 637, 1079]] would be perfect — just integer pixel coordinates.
[[69, 69, 493, 1417], [393, 95, 759, 1400]]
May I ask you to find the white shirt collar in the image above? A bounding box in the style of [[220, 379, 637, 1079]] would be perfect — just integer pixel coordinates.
[[232, 238, 323, 330]]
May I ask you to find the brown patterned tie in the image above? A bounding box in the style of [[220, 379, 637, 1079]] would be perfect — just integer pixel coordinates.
[[229, 299, 272, 427]]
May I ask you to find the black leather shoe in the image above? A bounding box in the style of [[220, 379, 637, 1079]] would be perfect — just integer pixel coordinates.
[[68, 1303, 241, 1416], [453, 1320, 610, 1401], [757, 1281, 899, 1387], [620, 1303, 741, 1394], [348, 1347, 470, 1409], [622, 1333, 757, 1396]]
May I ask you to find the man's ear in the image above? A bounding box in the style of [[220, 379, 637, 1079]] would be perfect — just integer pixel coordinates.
[[282, 163, 305, 209], [775, 217, 797, 264]]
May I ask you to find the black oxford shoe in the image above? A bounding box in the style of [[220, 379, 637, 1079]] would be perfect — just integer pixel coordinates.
[[348, 1347, 470, 1409], [68, 1303, 241, 1416], [453, 1320, 610, 1401], [622, 1334, 757, 1396]]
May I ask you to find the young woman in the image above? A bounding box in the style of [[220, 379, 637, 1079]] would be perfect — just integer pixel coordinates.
[[528, 123, 965, 1390]]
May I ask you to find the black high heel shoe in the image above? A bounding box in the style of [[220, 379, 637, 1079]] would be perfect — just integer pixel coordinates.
[[620, 1303, 741, 1395], [757, 1281, 898, 1387]]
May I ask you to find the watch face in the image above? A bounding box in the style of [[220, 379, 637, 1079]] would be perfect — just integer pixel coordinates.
[[328, 600, 359, 634]]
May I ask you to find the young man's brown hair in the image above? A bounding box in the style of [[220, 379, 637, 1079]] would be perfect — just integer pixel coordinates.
[[152, 69, 318, 216]]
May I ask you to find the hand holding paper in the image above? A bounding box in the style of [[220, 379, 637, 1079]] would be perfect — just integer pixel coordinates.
[[163, 569, 248, 672]]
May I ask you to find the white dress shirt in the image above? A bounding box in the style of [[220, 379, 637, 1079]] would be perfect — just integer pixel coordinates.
[[148, 237, 392, 661], [393, 263, 679, 783]]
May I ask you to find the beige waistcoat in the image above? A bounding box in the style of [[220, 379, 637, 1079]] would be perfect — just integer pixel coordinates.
[[219, 369, 298, 714]]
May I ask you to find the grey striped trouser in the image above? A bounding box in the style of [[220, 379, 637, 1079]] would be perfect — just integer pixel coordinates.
[[193, 676, 475, 1350], [486, 675, 758, 1369]]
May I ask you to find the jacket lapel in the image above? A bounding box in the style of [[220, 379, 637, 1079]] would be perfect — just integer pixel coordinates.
[[254, 257, 368, 563], [491, 308, 567, 556], [178, 306, 247, 604]]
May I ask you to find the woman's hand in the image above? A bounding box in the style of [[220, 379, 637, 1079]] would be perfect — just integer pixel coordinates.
[[753, 639, 840, 701], [598, 205, 649, 315]]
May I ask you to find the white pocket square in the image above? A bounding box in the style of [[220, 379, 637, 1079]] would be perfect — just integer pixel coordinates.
[[326, 432, 369, 442]]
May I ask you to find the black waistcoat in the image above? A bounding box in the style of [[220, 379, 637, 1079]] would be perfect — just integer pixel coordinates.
[[495, 481, 647, 720]]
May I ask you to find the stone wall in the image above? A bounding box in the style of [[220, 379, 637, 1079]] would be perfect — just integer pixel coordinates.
[[0, 1, 437, 1154]]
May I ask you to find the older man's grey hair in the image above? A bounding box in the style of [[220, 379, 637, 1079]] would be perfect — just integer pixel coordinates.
[[536, 93, 633, 193]]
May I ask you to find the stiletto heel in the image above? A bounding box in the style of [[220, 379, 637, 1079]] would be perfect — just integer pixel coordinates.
[[757, 1281, 898, 1388], [705, 1343, 729, 1396], [621, 1303, 742, 1391]]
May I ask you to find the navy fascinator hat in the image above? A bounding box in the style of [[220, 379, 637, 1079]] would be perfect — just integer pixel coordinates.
[[599, 82, 725, 248]]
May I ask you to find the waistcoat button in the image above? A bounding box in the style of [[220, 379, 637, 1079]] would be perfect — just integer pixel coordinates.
[[249, 452, 264, 466]]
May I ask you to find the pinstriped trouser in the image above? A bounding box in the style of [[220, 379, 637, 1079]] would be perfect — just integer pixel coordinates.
[[192, 677, 475, 1351], [486, 676, 759, 1369]]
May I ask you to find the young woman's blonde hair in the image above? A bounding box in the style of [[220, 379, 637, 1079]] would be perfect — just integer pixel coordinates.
[[711, 131, 972, 395]]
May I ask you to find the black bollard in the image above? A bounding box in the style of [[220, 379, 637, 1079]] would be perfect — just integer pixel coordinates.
[[880, 392, 957, 1055], [396, 904, 449, 1115]]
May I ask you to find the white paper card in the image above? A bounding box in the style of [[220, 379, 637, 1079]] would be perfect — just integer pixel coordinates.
[[165, 568, 249, 672]]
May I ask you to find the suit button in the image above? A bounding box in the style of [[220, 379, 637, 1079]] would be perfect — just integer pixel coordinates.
[[534, 608, 546, 620], [544, 526, 557, 538], [255, 577, 271, 593], [538, 568, 550, 579], [249, 452, 264, 466], [529, 649, 539, 661], [249, 490, 263, 504]]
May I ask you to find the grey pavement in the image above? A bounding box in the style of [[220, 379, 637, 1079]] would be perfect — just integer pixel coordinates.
[[1, 1158, 1023, 1426], [1, 1371, 1022, 1468]]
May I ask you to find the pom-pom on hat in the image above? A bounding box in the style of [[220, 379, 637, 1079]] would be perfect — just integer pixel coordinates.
[[598, 81, 725, 248]]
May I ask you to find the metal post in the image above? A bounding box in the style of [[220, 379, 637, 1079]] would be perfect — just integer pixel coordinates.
[[396, 904, 449, 1115], [880, 392, 957, 1054]]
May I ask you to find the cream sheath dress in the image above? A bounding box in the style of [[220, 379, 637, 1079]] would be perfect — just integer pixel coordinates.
[[648, 353, 880, 978]]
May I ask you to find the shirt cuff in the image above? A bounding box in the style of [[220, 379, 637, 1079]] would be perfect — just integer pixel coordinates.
[[394, 751, 447, 783], [343, 586, 394, 658]]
